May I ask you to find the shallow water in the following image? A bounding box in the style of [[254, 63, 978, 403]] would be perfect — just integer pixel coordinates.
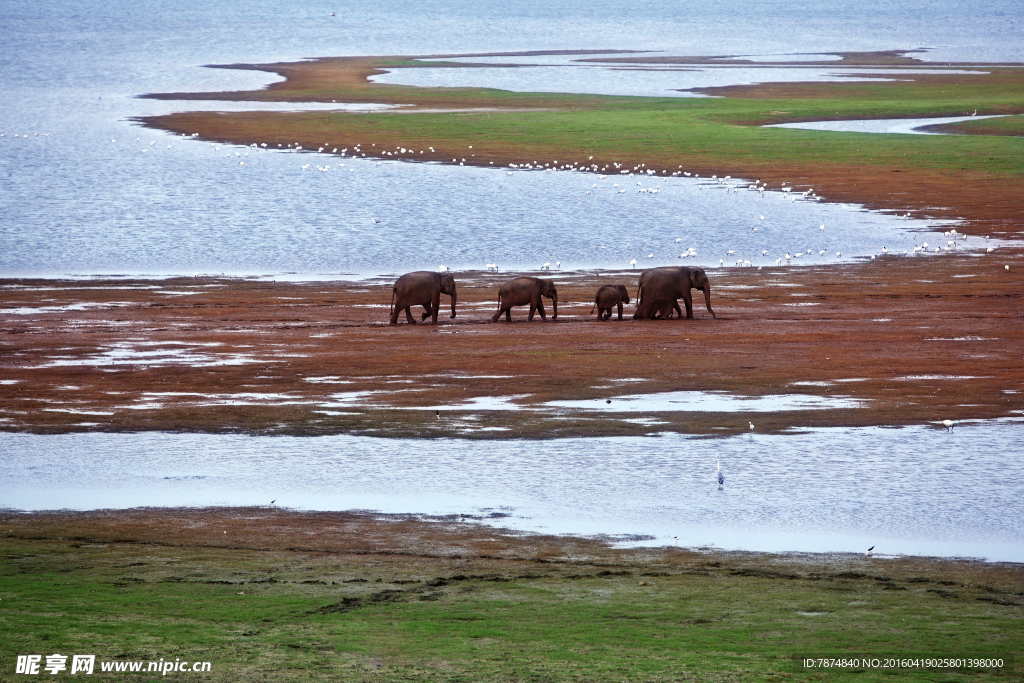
[[371, 60, 993, 99], [1, 422, 1022, 561], [2, 0, 1018, 278], [767, 115, 1014, 135], [546, 391, 866, 412]]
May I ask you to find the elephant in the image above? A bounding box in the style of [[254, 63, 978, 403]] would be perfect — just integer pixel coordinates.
[[591, 284, 630, 321], [389, 271, 457, 325], [633, 297, 679, 320], [634, 266, 715, 320], [491, 277, 558, 322]]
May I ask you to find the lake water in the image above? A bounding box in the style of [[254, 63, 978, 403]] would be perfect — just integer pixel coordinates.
[[2, 0, 1019, 277], [2, 0, 1022, 559], [1, 422, 1021, 561]]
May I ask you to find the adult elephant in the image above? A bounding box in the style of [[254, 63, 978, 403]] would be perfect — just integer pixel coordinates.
[[634, 266, 715, 319], [491, 277, 558, 322], [389, 271, 457, 325]]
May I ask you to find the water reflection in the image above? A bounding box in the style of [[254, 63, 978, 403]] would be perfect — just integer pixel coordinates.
[[2, 421, 1021, 561]]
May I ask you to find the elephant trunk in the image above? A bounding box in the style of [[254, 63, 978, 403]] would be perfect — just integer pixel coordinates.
[[449, 286, 458, 319], [551, 292, 558, 320], [703, 286, 715, 318]]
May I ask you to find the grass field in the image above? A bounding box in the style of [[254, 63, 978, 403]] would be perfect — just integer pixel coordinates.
[[2, 510, 1021, 682]]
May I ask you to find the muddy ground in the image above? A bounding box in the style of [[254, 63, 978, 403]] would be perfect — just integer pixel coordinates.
[[2, 250, 1022, 438], [4, 507, 1022, 593]]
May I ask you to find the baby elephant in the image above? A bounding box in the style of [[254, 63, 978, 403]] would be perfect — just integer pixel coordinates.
[[591, 284, 630, 321], [633, 297, 681, 320]]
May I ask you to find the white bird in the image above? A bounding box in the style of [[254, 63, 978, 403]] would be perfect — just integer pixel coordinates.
[[866, 545, 875, 556], [630, 259, 637, 268], [717, 457, 725, 487], [541, 262, 551, 271], [749, 422, 754, 431], [438, 265, 449, 272], [942, 419, 954, 432]]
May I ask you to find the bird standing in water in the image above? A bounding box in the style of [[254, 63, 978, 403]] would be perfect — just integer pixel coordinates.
[[717, 457, 725, 488]]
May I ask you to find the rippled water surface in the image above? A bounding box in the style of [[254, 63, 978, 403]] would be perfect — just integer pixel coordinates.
[[2, 422, 1022, 561], [2, 0, 1020, 277]]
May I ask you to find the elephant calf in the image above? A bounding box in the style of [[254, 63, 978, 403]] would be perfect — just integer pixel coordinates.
[[591, 284, 630, 321], [491, 277, 558, 322], [633, 297, 681, 320]]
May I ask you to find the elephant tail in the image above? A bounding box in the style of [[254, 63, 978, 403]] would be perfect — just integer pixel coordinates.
[[389, 288, 396, 317], [590, 299, 597, 314]]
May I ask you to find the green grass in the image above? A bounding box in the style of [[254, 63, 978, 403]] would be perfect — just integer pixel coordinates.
[[150, 61, 1024, 184], [2, 538, 1020, 682]]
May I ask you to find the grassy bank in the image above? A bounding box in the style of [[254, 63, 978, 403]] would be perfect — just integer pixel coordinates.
[[140, 52, 1024, 234], [1, 509, 1021, 682]]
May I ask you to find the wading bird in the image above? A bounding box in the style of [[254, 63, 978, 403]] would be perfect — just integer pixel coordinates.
[[717, 458, 725, 488]]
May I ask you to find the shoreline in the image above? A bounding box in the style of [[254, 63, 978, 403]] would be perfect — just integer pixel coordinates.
[[136, 50, 1024, 237], [4, 505, 1021, 572]]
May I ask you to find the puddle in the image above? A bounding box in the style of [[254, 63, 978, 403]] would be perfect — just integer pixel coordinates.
[[35, 343, 265, 368], [765, 115, 1011, 135], [1, 302, 130, 315], [893, 375, 990, 381], [546, 391, 865, 412]]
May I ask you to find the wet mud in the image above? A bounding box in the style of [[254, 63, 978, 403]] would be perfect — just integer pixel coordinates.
[[3, 507, 1022, 593], [2, 252, 1022, 438]]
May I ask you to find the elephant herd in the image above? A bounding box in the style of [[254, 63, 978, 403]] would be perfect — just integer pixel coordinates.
[[389, 266, 715, 325]]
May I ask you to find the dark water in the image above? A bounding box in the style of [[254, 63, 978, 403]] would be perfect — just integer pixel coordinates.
[[1, 421, 1022, 560]]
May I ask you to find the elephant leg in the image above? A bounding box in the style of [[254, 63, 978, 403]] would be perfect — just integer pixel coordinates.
[[616, 302, 623, 320], [491, 302, 505, 323], [430, 292, 441, 323], [682, 291, 694, 319], [390, 304, 400, 325], [404, 306, 417, 324], [535, 299, 547, 320], [420, 303, 433, 321]]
